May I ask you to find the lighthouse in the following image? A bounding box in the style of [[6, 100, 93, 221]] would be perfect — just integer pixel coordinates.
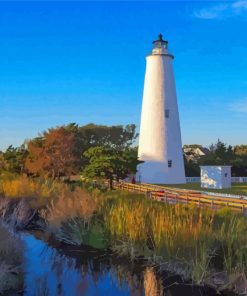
[[137, 34, 186, 184]]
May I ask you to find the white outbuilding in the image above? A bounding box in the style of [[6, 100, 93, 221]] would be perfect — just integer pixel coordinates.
[[200, 166, 232, 189]]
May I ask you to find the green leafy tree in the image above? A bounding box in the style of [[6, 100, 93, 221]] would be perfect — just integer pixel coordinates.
[[64, 123, 139, 169], [82, 146, 142, 189], [0, 152, 7, 172], [199, 140, 235, 166], [188, 140, 247, 176], [2, 145, 28, 174], [184, 159, 200, 177], [78, 124, 138, 150]]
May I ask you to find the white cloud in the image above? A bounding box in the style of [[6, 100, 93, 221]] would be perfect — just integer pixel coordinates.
[[230, 99, 247, 113], [232, 0, 247, 9], [194, 0, 247, 20]]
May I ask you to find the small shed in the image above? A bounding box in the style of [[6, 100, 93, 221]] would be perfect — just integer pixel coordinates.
[[200, 166, 231, 189]]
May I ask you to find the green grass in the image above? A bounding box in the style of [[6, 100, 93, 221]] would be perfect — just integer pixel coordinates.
[[162, 182, 247, 196]]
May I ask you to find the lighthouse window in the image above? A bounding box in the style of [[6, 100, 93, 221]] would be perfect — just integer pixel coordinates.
[[165, 109, 170, 118], [168, 160, 172, 168]]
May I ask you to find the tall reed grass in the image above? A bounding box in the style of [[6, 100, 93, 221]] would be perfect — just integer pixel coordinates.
[[41, 187, 96, 227], [100, 191, 247, 282], [0, 175, 68, 200], [0, 175, 82, 211], [40, 186, 100, 246], [102, 193, 215, 255], [43, 188, 247, 282], [2, 174, 246, 285]]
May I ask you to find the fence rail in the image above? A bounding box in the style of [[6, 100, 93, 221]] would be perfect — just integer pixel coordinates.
[[116, 182, 247, 213], [231, 177, 247, 183], [186, 177, 247, 183], [186, 177, 200, 183]]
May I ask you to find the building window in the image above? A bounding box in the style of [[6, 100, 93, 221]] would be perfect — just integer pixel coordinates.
[[168, 160, 172, 168], [165, 109, 170, 118]]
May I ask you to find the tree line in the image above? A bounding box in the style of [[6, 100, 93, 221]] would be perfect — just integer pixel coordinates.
[[1, 127, 247, 181], [0, 123, 141, 186], [185, 140, 247, 177]]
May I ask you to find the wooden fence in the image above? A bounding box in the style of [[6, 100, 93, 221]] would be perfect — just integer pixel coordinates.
[[116, 182, 247, 213], [186, 177, 247, 183]]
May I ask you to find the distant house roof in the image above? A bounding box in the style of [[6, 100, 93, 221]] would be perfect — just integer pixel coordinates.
[[183, 145, 210, 161], [184, 144, 203, 149], [184, 145, 209, 154], [199, 147, 210, 155]]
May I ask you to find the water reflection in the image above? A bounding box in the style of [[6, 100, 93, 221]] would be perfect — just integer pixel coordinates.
[[22, 233, 145, 296], [143, 267, 163, 296], [21, 233, 228, 296]]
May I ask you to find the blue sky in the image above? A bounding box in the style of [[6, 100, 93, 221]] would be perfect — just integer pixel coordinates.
[[0, 1, 247, 151]]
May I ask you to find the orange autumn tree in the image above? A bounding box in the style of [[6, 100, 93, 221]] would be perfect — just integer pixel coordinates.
[[25, 127, 80, 179]]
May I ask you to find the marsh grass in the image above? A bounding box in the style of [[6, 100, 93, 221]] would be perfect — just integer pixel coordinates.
[[41, 187, 96, 227], [0, 175, 69, 210], [40, 187, 108, 248], [99, 191, 247, 282], [217, 215, 247, 274], [2, 174, 246, 285], [0, 175, 88, 210], [41, 188, 247, 283]]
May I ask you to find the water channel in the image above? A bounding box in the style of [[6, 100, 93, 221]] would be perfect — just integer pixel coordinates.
[[20, 232, 234, 296]]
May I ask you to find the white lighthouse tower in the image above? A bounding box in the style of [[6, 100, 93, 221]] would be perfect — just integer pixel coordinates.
[[137, 34, 186, 184]]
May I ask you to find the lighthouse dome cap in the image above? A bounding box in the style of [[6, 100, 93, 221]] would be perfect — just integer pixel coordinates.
[[152, 33, 168, 45]]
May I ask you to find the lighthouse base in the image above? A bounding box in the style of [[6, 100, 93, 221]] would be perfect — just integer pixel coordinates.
[[137, 161, 186, 185]]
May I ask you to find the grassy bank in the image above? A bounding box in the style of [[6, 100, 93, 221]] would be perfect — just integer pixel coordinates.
[[164, 182, 247, 196]]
